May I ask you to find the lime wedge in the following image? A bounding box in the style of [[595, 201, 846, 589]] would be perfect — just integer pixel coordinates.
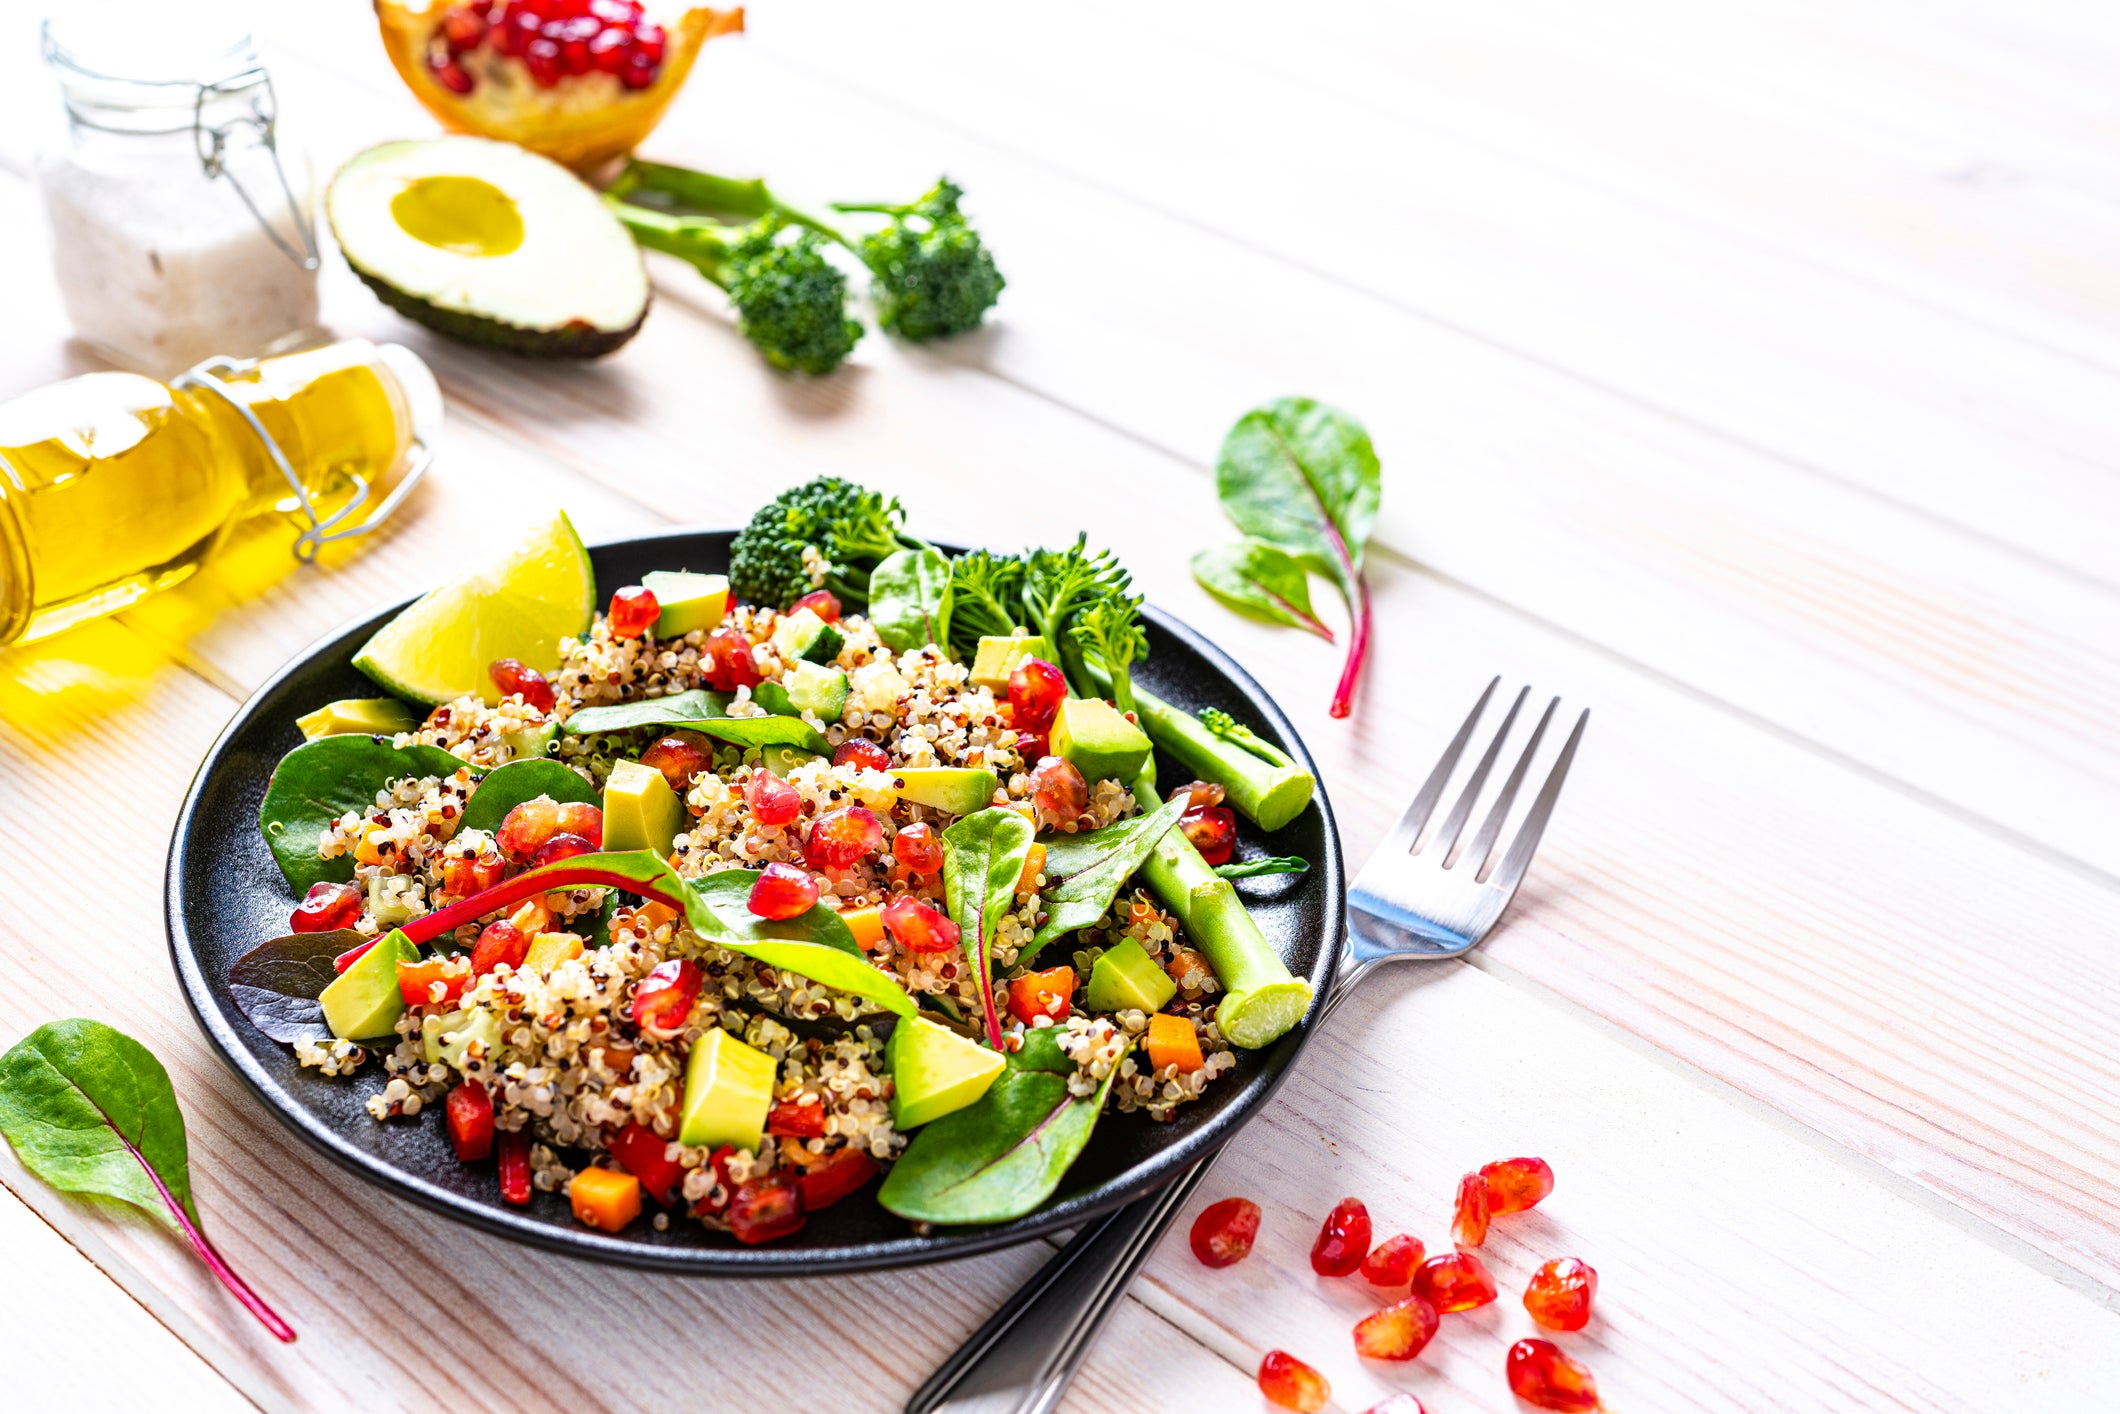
[[352, 510, 594, 705]]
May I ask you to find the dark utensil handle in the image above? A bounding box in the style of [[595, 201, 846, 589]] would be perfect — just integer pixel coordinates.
[[905, 1155, 1219, 1414]]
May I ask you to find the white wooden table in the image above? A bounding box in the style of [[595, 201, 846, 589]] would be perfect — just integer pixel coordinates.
[[4, 3, 2119, 1409]]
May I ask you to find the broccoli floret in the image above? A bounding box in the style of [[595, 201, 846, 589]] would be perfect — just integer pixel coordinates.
[[943, 549, 1028, 655], [834, 180, 1005, 341], [1021, 535, 1135, 695], [1070, 595, 1147, 715], [1199, 707, 1297, 769], [729, 477, 925, 609]]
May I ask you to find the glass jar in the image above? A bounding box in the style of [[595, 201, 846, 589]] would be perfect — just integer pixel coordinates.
[[37, 3, 321, 376]]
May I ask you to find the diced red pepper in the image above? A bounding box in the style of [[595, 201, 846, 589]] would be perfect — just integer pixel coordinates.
[[768, 1098, 827, 1138], [397, 955, 471, 1006], [498, 1129, 533, 1206], [607, 1121, 684, 1206], [797, 1148, 879, 1211], [727, 1172, 805, 1244], [446, 1079, 493, 1162]]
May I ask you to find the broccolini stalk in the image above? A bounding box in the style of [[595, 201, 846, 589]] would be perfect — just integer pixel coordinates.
[[1070, 597, 1147, 717], [1082, 663, 1316, 833]]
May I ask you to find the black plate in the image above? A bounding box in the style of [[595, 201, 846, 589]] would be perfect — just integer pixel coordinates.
[[165, 529, 1342, 1274]]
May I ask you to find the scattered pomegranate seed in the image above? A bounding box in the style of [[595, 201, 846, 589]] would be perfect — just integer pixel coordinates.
[[1007, 658, 1067, 733], [471, 920, 528, 975], [446, 1079, 494, 1162], [1453, 1170, 1492, 1247], [892, 821, 944, 874], [805, 804, 883, 869], [1507, 1338, 1599, 1412], [1523, 1257, 1598, 1332], [748, 862, 819, 919], [1360, 1233, 1427, 1286], [498, 1129, 533, 1206], [497, 798, 562, 861], [630, 958, 702, 1033], [834, 738, 890, 773], [607, 1121, 683, 1205], [554, 801, 603, 848], [290, 880, 362, 933], [1014, 730, 1050, 764], [791, 589, 842, 623], [642, 732, 712, 792], [1189, 1196, 1262, 1268], [1479, 1156, 1555, 1215], [607, 585, 659, 638], [489, 658, 556, 712], [728, 1172, 805, 1244], [1412, 1250, 1498, 1312], [1256, 1350, 1330, 1413], [1175, 780, 1226, 811], [1363, 1398, 1427, 1414], [1179, 804, 1238, 866], [704, 626, 762, 690], [530, 831, 595, 868], [1029, 755, 1089, 821], [1006, 966, 1075, 1025], [744, 769, 802, 828], [767, 1098, 826, 1138], [1310, 1197, 1373, 1277], [1352, 1294, 1440, 1361], [882, 894, 960, 953]]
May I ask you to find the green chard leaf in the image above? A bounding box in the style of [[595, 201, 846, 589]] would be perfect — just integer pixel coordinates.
[[876, 1025, 1128, 1225], [0, 1020, 294, 1341], [259, 736, 477, 895], [1031, 794, 1188, 952], [942, 808, 1036, 1048], [1215, 855, 1311, 880], [458, 758, 599, 835], [868, 546, 953, 653], [1190, 540, 1335, 641], [557, 689, 732, 735]]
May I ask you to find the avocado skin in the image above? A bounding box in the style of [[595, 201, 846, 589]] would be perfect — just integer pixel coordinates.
[[348, 261, 648, 359]]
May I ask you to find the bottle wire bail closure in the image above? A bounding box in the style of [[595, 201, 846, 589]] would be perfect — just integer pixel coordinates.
[[173, 358, 434, 563], [192, 68, 320, 272]]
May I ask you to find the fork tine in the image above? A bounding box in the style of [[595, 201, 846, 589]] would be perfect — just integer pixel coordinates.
[[1377, 676, 1500, 859], [1487, 708, 1589, 899], [1465, 695, 1558, 877], [1433, 686, 1528, 864]]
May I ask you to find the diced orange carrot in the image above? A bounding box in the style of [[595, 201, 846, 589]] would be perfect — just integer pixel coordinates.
[[637, 899, 679, 930], [509, 899, 552, 936], [1166, 947, 1213, 987], [523, 931, 583, 972], [1016, 842, 1047, 896], [1146, 1013, 1205, 1074], [569, 1165, 642, 1233], [842, 905, 886, 950]]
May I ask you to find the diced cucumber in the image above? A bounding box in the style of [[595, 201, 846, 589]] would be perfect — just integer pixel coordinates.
[[785, 661, 850, 720], [771, 607, 844, 665]]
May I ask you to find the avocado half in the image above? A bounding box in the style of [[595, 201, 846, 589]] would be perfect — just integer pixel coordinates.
[[328, 136, 649, 358]]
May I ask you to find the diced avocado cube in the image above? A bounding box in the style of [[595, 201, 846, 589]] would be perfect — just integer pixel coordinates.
[[297, 697, 418, 740], [604, 758, 683, 857], [501, 720, 558, 761], [886, 1016, 1006, 1129], [320, 930, 419, 1041], [678, 1027, 777, 1151], [1085, 938, 1178, 1015], [784, 661, 851, 720], [642, 570, 730, 638], [1051, 697, 1152, 785], [771, 607, 844, 665], [760, 745, 824, 778], [892, 766, 997, 815], [968, 635, 1050, 692], [422, 1007, 502, 1069]]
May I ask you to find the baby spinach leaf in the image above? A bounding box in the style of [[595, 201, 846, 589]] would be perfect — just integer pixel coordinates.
[[459, 758, 599, 835], [0, 1020, 294, 1341], [1215, 855, 1311, 880], [558, 689, 731, 736], [943, 808, 1036, 1048], [751, 682, 800, 717], [227, 931, 362, 1043], [1190, 540, 1334, 641], [1031, 794, 1187, 952], [877, 1026, 1128, 1225], [259, 736, 475, 896], [869, 546, 953, 653]]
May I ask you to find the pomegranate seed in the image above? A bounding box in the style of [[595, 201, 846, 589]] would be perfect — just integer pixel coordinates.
[[589, 27, 630, 72], [791, 589, 842, 623], [1179, 804, 1238, 866], [767, 1098, 826, 1138], [1364, 1398, 1427, 1414], [805, 804, 883, 869], [1188, 1196, 1261, 1267], [498, 1129, 533, 1205], [608, 1122, 683, 1205], [705, 627, 760, 690], [1006, 659, 1067, 733], [489, 657, 556, 712], [632, 19, 664, 60], [1256, 1351, 1329, 1413], [1029, 755, 1088, 821], [834, 738, 890, 773], [642, 732, 713, 792], [560, 37, 591, 73], [882, 894, 959, 953], [1175, 780, 1226, 811], [748, 862, 819, 919], [744, 769, 802, 828], [1360, 1233, 1426, 1286], [1507, 1339, 1599, 1412], [1479, 1156, 1555, 1214], [429, 53, 475, 92], [619, 49, 657, 87], [524, 35, 562, 84], [497, 798, 562, 861], [290, 880, 362, 933], [892, 821, 943, 874], [1352, 1294, 1439, 1361], [1453, 1170, 1491, 1247], [1006, 966, 1075, 1026], [472, 920, 528, 974], [446, 1080, 494, 1162], [1412, 1250, 1498, 1312], [608, 585, 659, 638], [554, 801, 603, 849], [440, 4, 487, 47], [530, 831, 595, 868], [1524, 1257, 1598, 1332], [1309, 1196, 1372, 1277], [439, 846, 506, 901], [728, 1172, 805, 1243], [630, 958, 702, 1033]]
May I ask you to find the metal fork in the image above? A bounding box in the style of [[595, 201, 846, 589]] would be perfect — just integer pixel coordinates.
[[907, 677, 1588, 1414]]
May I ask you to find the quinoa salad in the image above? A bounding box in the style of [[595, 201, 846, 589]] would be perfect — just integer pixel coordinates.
[[238, 481, 1319, 1243]]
